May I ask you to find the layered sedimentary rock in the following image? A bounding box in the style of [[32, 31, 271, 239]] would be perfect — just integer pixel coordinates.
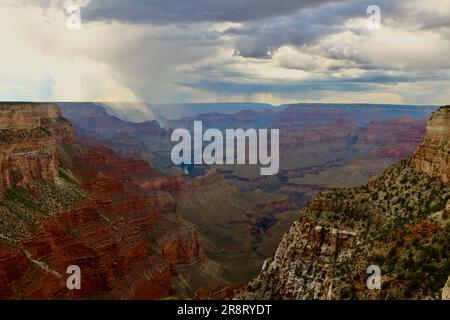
[[58, 102, 433, 286], [58, 103, 172, 172], [0, 103, 60, 129], [0, 103, 69, 197], [241, 217, 357, 300], [238, 106, 450, 300], [411, 106, 450, 183], [0, 103, 211, 299]]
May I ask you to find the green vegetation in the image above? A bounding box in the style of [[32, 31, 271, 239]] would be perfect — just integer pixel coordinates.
[[58, 167, 77, 185], [300, 157, 450, 299], [39, 126, 52, 137], [0, 127, 52, 144], [5, 186, 44, 214], [0, 175, 87, 241]]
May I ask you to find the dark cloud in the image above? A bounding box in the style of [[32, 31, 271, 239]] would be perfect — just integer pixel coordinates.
[[227, 19, 340, 58], [178, 67, 450, 96], [227, 0, 404, 58], [180, 77, 375, 95], [81, 0, 347, 24], [14, 0, 450, 104]]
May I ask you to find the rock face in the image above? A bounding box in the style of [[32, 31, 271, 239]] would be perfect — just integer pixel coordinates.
[[241, 217, 357, 300], [0, 103, 216, 299], [411, 106, 450, 183], [443, 276, 450, 300], [58, 103, 172, 173], [0, 103, 72, 197], [0, 103, 60, 129], [238, 106, 450, 300]]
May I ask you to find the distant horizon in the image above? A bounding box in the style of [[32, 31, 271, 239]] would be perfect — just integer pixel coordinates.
[[0, 101, 440, 107]]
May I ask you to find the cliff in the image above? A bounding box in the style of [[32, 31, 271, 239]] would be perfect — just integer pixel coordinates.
[[238, 106, 450, 300], [0, 103, 218, 299], [411, 106, 450, 183], [57, 103, 173, 173], [241, 217, 357, 299], [0, 103, 75, 197], [0, 103, 60, 130]]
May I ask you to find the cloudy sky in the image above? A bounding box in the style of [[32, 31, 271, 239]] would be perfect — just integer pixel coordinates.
[[1, 0, 450, 106]]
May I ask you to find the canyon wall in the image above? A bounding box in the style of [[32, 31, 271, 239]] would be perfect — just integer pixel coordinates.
[[238, 106, 450, 300], [443, 276, 450, 300], [242, 217, 357, 299], [411, 106, 450, 183], [0, 103, 72, 197], [0, 103, 216, 299], [0, 103, 60, 130], [58, 102, 432, 286]]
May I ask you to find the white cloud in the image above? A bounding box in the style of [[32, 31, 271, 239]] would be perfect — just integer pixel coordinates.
[[0, 2, 140, 103], [0, 0, 450, 107]]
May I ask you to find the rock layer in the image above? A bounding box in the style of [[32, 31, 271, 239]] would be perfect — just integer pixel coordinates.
[[238, 106, 450, 300], [241, 217, 357, 300], [0, 103, 211, 299], [412, 106, 450, 183], [0, 104, 70, 197]]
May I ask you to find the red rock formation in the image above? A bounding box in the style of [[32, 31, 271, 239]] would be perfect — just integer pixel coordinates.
[[0, 104, 206, 300], [0, 104, 68, 197], [358, 117, 427, 158]]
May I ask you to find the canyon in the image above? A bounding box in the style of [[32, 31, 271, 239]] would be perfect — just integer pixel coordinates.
[[1, 102, 443, 299], [238, 106, 450, 300], [0, 103, 222, 299], [171, 121, 280, 175], [58, 102, 433, 285]]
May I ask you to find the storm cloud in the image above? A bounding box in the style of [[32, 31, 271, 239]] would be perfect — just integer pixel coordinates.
[[80, 0, 348, 24], [2, 0, 450, 107]]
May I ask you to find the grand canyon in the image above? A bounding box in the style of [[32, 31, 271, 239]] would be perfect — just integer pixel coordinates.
[[2, 0, 450, 310], [0, 102, 448, 300]]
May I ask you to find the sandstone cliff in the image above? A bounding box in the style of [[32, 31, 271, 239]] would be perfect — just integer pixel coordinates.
[[0, 103, 74, 197], [0, 103, 220, 299], [411, 106, 450, 183], [241, 217, 357, 299]]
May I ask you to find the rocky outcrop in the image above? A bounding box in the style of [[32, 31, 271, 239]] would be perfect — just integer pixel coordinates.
[[443, 276, 450, 300], [239, 217, 357, 300], [0, 103, 214, 299], [411, 106, 450, 183], [0, 103, 60, 130], [0, 103, 73, 197], [238, 105, 450, 300]]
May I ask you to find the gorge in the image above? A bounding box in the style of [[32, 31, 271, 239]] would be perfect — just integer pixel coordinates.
[[0, 103, 222, 299], [1, 102, 445, 299]]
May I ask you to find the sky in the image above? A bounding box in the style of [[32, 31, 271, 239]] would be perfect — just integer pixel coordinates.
[[1, 0, 450, 107]]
